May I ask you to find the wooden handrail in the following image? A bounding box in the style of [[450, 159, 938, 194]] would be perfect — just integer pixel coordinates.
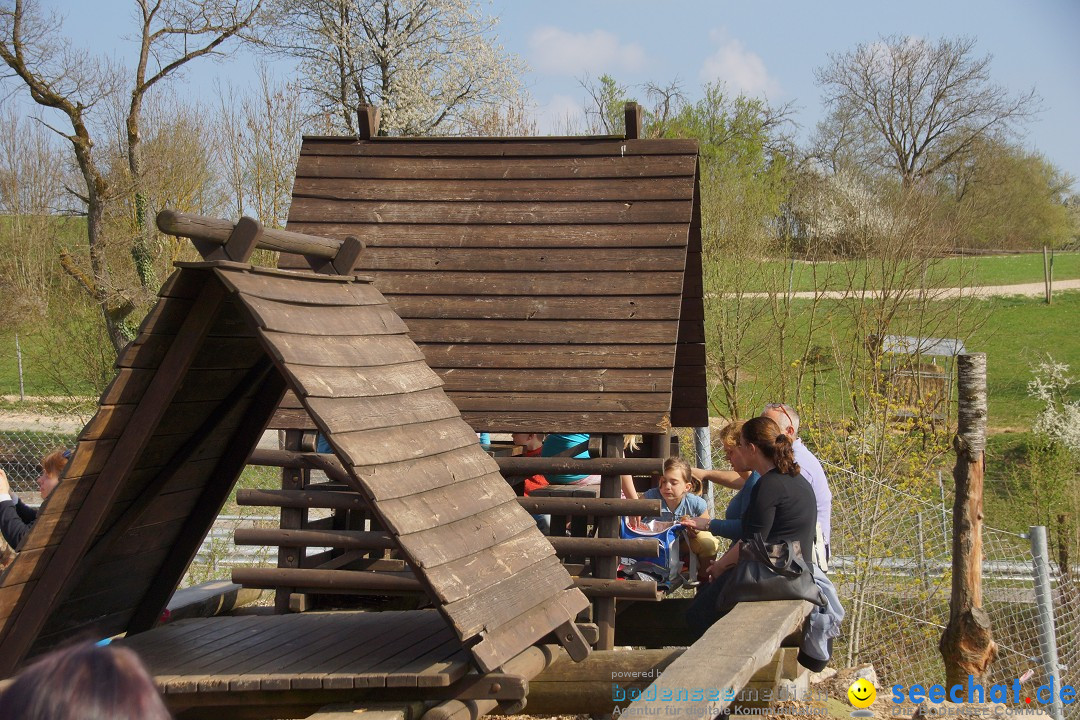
[[158, 210, 341, 259]]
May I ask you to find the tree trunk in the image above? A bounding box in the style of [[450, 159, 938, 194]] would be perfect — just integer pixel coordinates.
[[940, 353, 997, 686]]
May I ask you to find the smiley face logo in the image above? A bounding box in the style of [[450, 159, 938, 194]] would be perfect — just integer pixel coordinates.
[[848, 678, 876, 709]]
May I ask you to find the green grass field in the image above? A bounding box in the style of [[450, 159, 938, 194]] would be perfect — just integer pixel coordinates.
[[737, 252, 1080, 293]]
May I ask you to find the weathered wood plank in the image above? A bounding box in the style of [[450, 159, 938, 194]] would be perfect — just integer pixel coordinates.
[[306, 389, 460, 434], [288, 198, 692, 225], [461, 411, 671, 435], [117, 335, 264, 370], [293, 176, 695, 202], [358, 246, 687, 272], [450, 392, 672, 413], [440, 555, 570, 638], [241, 295, 409, 337], [422, 528, 555, 605], [285, 360, 442, 399], [404, 320, 679, 346], [215, 268, 381, 306], [438, 368, 676, 393], [368, 271, 683, 296], [376, 471, 517, 536], [385, 295, 681, 321], [281, 223, 689, 249], [260, 330, 425, 367], [395, 501, 535, 569], [350, 444, 499, 502], [332, 418, 479, 468], [419, 344, 676, 369], [295, 153, 696, 180], [469, 588, 591, 673], [300, 137, 699, 157]]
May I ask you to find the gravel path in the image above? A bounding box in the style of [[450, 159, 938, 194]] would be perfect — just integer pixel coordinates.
[[737, 278, 1080, 300]]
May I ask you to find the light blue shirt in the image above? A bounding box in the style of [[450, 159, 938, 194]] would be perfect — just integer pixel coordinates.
[[708, 471, 760, 540], [794, 438, 832, 546], [641, 488, 707, 524]]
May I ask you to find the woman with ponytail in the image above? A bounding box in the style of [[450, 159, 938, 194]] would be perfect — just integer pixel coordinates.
[[685, 416, 818, 636]]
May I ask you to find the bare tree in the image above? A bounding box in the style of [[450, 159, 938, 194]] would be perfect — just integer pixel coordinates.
[[815, 35, 1037, 187], [264, 0, 522, 135], [0, 0, 262, 350]]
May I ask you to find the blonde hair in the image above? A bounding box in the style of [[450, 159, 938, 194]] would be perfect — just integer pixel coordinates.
[[717, 420, 745, 451]]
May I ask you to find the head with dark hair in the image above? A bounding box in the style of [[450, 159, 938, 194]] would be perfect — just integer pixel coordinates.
[[739, 416, 800, 477], [0, 642, 171, 720]]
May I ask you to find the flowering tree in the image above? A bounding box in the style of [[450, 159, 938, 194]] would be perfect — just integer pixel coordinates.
[[265, 0, 522, 135]]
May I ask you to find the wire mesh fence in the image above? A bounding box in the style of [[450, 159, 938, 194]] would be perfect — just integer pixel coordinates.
[[0, 429, 77, 496]]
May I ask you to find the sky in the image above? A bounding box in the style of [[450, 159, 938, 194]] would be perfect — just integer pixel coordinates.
[[45, 0, 1080, 184]]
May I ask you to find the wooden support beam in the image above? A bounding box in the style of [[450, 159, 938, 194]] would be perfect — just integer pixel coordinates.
[[594, 434, 623, 650], [549, 536, 658, 558], [232, 567, 426, 594], [223, 216, 263, 262], [624, 102, 642, 140], [157, 210, 344, 261], [518, 496, 660, 516], [497, 456, 662, 476], [236, 488, 369, 512], [234, 527, 396, 551], [247, 448, 352, 484], [357, 105, 381, 139], [0, 281, 228, 673], [332, 235, 365, 275], [576, 577, 661, 601]]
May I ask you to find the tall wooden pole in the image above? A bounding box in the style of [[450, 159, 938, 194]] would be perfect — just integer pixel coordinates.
[[940, 353, 997, 686]]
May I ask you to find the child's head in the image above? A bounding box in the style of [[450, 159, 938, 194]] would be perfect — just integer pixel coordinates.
[[658, 456, 696, 502], [511, 432, 544, 451]]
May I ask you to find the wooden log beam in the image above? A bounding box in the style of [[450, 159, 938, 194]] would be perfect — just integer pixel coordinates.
[[575, 577, 661, 601], [234, 528, 657, 559], [940, 352, 997, 685], [247, 448, 352, 483], [234, 528, 396, 551], [549, 536, 658, 558], [497, 457, 662, 476], [236, 488, 368, 511], [518, 496, 660, 516], [232, 567, 425, 594], [158, 210, 343, 260]]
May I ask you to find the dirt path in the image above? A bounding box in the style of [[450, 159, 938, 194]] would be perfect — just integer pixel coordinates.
[[738, 278, 1080, 300]]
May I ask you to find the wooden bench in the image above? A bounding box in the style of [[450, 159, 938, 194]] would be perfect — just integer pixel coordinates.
[[621, 600, 815, 720]]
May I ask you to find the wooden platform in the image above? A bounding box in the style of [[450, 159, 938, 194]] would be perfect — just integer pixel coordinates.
[[121, 610, 470, 694]]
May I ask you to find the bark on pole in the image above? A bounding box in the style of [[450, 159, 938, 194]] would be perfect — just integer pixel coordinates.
[[940, 353, 997, 686]]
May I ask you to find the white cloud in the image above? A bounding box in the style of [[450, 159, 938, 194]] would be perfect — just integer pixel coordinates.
[[698, 29, 781, 98], [536, 93, 587, 135], [528, 26, 647, 76]]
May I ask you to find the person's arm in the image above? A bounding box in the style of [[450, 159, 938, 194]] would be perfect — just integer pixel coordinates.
[[706, 516, 743, 540], [692, 467, 750, 490], [706, 540, 741, 580], [0, 470, 34, 548], [620, 475, 638, 499]]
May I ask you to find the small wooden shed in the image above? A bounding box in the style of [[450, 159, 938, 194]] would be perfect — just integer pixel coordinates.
[[279, 105, 707, 437]]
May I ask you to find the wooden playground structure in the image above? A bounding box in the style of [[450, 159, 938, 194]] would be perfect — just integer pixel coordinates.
[[0, 104, 815, 720]]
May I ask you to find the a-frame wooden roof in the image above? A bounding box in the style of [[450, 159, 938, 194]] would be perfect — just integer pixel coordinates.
[[0, 261, 588, 676], [280, 129, 708, 434]]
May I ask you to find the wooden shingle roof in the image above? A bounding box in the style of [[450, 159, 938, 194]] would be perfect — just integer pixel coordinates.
[[281, 132, 707, 434], [0, 261, 587, 676]]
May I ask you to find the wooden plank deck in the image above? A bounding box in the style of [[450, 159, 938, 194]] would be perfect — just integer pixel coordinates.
[[121, 610, 470, 695]]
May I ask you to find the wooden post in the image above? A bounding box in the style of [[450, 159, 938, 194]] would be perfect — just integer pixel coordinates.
[[939, 353, 997, 685], [624, 102, 642, 140], [1044, 245, 1052, 305], [357, 105, 381, 139], [593, 434, 624, 650]]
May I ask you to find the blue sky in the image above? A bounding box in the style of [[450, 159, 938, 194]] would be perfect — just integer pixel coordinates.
[[50, 0, 1080, 183]]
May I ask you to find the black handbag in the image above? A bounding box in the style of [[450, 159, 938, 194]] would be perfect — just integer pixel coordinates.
[[716, 533, 826, 612]]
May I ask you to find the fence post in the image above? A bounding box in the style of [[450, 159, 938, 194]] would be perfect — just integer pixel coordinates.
[[695, 425, 714, 508], [940, 353, 996, 686], [1030, 526, 1065, 720], [15, 333, 24, 402]]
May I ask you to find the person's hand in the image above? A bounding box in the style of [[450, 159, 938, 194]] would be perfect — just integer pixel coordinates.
[[705, 558, 726, 582], [680, 516, 708, 532], [0, 469, 10, 496], [626, 516, 641, 530]]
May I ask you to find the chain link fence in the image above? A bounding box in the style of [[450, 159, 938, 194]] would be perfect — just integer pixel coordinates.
[[819, 459, 1077, 720], [0, 429, 76, 497]]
